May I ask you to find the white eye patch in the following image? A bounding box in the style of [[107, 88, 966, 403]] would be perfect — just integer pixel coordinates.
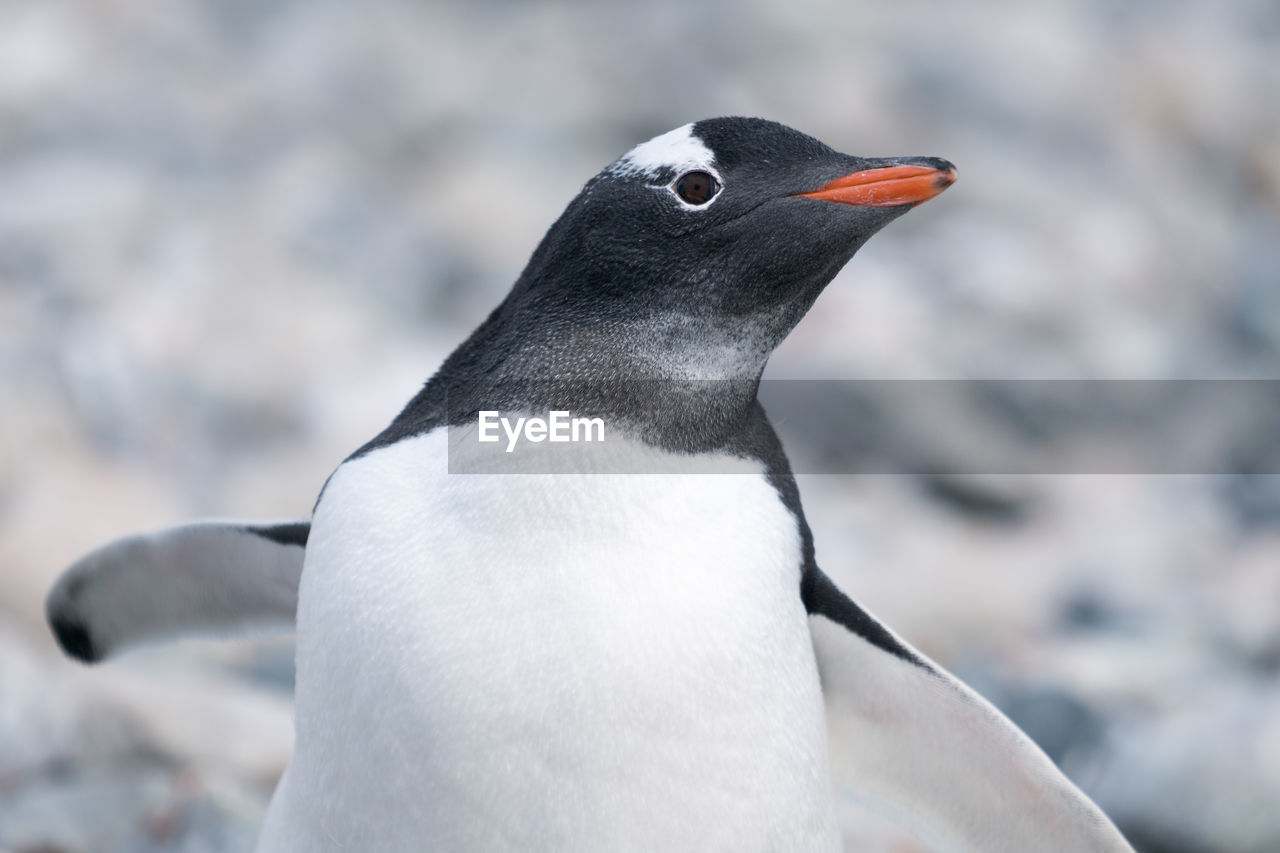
[[609, 123, 717, 179], [608, 123, 724, 210]]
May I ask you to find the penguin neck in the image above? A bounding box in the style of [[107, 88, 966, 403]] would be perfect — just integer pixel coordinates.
[[428, 301, 774, 452]]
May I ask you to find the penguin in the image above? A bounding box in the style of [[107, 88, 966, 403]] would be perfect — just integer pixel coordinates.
[[47, 118, 1134, 852]]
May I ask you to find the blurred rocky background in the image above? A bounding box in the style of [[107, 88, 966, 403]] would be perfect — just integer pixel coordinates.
[[1, 0, 1278, 850]]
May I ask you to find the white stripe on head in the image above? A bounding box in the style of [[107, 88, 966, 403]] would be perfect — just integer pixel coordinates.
[[609, 123, 717, 179]]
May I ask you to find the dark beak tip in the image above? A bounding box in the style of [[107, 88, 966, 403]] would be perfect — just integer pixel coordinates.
[[892, 155, 954, 172]]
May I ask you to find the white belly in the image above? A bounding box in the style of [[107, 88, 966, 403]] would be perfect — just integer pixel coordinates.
[[258, 428, 838, 852]]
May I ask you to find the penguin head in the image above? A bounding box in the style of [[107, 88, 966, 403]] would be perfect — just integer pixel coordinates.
[[493, 117, 954, 379]]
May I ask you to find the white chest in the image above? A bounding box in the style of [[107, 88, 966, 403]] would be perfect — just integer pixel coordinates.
[[260, 428, 838, 852]]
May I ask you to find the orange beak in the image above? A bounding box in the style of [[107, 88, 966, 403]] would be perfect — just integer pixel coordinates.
[[795, 164, 956, 208]]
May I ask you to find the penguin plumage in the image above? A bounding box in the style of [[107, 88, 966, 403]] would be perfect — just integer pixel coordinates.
[[47, 118, 1133, 853]]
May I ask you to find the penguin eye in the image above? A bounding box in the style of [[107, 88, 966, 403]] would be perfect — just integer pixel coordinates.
[[673, 171, 720, 206]]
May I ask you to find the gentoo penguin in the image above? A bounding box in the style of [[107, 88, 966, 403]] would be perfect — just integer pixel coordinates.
[[47, 118, 1134, 852]]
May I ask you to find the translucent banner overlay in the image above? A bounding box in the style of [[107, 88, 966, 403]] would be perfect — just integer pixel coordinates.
[[444, 380, 1280, 475]]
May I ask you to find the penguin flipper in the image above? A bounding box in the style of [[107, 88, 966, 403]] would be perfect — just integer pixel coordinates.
[[46, 520, 307, 663], [806, 570, 1132, 853]]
